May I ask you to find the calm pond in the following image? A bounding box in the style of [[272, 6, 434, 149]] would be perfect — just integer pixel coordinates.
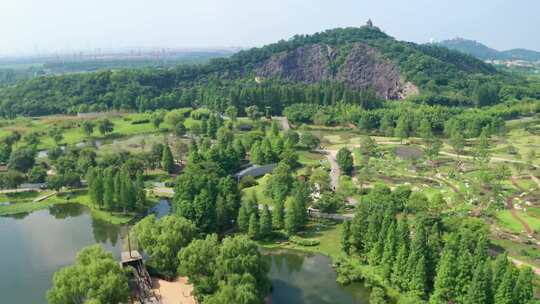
[[0, 201, 369, 304]]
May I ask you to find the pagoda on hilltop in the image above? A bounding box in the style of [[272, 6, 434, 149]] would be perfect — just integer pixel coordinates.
[[366, 19, 373, 27]]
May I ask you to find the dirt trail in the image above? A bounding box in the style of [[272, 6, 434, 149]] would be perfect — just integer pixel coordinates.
[[439, 151, 539, 169], [505, 195, 533, 235], [530, 174, 540, 189], [509, 258, 540, 276], [273, 116, 290, 131], [511, 176, 527, 193]]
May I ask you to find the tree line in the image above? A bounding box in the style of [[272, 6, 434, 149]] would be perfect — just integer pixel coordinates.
[[339, 185, 535, 304], [86, 167, 146, 212]]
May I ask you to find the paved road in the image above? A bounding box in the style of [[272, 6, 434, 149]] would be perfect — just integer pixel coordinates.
[[317, 149, 359, 206], [0, 188, 43, 194], [323, 149, 340, 191]]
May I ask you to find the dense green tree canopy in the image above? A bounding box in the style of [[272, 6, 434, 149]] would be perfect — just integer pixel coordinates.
[[47, 245, 129, 304], [133, 215, 197, 276]]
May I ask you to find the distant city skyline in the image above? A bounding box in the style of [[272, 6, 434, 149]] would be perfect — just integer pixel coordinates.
[[1, 0, 539, 56]]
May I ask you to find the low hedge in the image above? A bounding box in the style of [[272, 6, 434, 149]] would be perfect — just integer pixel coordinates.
[[289, 236, 320, 246], [131, 119, 150, 125]]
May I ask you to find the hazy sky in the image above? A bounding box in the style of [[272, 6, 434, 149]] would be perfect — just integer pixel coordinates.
[[1, 0, 539, 55]]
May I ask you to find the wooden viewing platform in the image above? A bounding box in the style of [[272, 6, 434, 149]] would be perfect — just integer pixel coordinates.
[[121, 250, 161, 304], [121, 250, 144, 266]]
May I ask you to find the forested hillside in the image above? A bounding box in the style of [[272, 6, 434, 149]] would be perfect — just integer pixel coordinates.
[[439, 38, 540, 62], [0, 26, 538, 117]]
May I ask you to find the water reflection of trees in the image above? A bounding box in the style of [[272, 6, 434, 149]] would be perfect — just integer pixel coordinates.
[[91, 217, 121, 246], [49, 203, 85, 219], [2, 212, 30, 219], [284, 251, 306, 274], [265, 250, 307, 275]]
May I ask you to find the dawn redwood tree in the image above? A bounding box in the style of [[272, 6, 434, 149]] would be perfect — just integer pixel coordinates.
[[425, 137, 442, 166], [237, 203, 250, 232], [514, 267, 534, 304], [418, 117, 433, 140], [259, 205, 272, 238], [494, 268, 515, 304], [381, 221, 397, 279], [395, 115, 409, 143], [248, 213, 259, 240], [449, 131, 465, 159], [87, 168, 104, 208], [161, 144, 174, 173], [380, 113, 394, 137], [429, 235, 459, 304], [464, 261, 489, 304], [103, 168, 115, 210], [474, 127, 491, 163], [272, 200, 284, 230], [113, 171, 122, 206], [336, 147, 353, 176], [135, 171, 146, 210], [341, 220, 351, 255], [284, 197, 299, 235]]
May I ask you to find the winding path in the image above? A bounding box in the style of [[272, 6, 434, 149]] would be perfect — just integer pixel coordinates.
[[505, 194, 533, 235], [530, 174, 540, 189], [509, 258, 540, 276], [273, 116, 290, 131]]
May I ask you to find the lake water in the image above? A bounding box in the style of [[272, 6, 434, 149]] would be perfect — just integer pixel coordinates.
[[0, 204, 125, 304], [0, 200, 369, 304], [264, 249, 370, 304]]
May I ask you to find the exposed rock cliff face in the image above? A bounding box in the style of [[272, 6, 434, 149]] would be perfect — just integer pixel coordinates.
[[254, 43, 417, 99]]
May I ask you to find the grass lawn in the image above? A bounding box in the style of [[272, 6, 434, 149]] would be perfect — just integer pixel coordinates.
[[491, 238, 540, 269], [0, 189, 136, 224], [496, 210, 540, 233], [0, 191, 44, 203], [97, 133, 168, 154], [298, 150, 325, 166], [0, 195, 62, 216], [259, 219, 343, 258], [1, 113, 165, 150], [242, 175, 273, 206], [527, 206, 540, 218]]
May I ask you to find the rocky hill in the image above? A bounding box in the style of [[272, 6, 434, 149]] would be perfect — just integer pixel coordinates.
[[226, 26, 497, 99], [254, 43, 417, 99], [0, 26, 515, 117]]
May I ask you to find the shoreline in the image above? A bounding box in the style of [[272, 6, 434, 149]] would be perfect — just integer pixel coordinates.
[[0, 189, 158, 225]]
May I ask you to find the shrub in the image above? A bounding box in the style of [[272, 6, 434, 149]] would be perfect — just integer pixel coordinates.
[[131, 118, 150, 125], [239, 176, 257, 189], [289, 236, 320, 246], [190, 108, 211, 120]]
